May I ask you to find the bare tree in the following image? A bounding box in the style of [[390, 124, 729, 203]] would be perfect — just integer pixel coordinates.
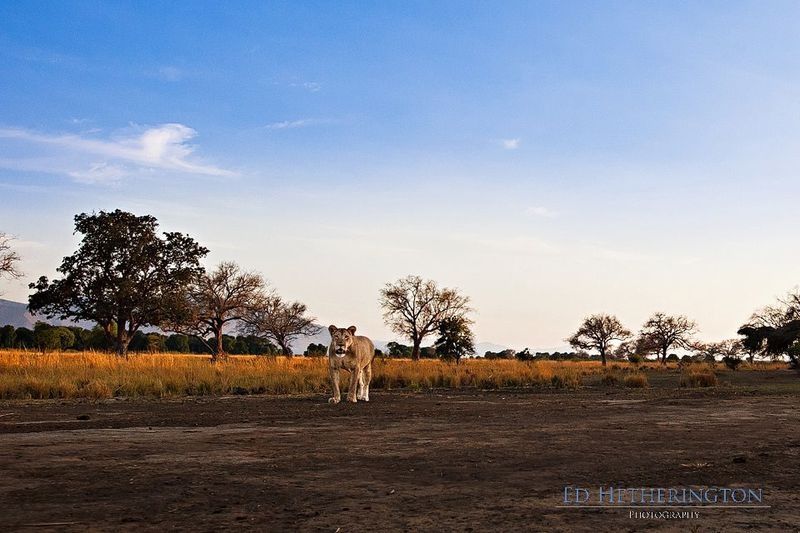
[[693, 339, 743, 362], [168, 261, 271, 362], [0, 232, 22, 285], [244, 296, 320, 356], [638, 312, 698, 365], [566, 313, 631, 366], [379, 275, 472, 361]]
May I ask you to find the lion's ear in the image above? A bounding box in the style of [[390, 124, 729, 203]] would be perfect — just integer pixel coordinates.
[[328, 325, 337, 334], [347, 326, 357, 335]]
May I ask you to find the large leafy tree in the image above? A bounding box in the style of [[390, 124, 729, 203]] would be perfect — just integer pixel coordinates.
[[28, 210, 208, 358], [637, 312, 698, 365], [566, 313, 631, 366], [167, 261, 271, 362], [379, 275, 473, 361], [243, 295, 320, 356], [434, 316, 475, 365], [737, 289, 800, 368]]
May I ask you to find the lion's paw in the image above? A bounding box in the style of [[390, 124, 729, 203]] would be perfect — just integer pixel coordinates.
[[328, 397, 340, 404]]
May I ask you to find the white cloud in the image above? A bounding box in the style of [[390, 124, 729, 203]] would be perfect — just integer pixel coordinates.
[[501, 138, 521, 150], [0, 123, 235, 182], [68, 162, 126, 184], [263, 119, 315, 130], [262, 118, 336, 130], [526, 206, 557, 218]]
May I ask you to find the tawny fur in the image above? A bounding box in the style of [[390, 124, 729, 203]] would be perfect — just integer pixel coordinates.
[[327, 325, 375, 404]]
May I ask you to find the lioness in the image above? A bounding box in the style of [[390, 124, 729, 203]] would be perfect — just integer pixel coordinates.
[[327, 325, 375, 404]]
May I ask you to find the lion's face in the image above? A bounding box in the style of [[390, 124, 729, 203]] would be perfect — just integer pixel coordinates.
[[329, 325, 357, 358]]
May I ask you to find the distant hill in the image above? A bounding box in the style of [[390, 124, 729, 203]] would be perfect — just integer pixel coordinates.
[[0, 299, 34, 329], [0, 298, 94, 329]]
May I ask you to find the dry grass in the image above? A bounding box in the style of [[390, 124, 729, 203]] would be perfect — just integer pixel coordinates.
[[0, 351, 787, 400], [679, 367, 718, 388], [0, 351, 606, 400]]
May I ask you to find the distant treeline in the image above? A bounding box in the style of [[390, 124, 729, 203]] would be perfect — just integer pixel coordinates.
[[0, 323, 756, 365], [0, 322, 279, 355]]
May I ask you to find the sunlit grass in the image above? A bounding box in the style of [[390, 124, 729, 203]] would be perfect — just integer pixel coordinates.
[[0, 351, 790, 400]]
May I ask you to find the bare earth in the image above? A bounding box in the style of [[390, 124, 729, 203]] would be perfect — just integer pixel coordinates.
[[1, 371, 798, 532]]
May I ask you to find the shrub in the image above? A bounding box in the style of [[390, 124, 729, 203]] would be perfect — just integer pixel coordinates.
[[550, 371, 581, 389], [601, 371, 620, 386], [624, 373, 649, 388], [680, 368, 717, 388], [722, 355, 743, 371], [628, 354, 643, 364]]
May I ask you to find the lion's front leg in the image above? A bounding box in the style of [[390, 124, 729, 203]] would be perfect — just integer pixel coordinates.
[[328, 367, 341, 404], [347, 368, 360, 403], [357, 366, 367, 401]]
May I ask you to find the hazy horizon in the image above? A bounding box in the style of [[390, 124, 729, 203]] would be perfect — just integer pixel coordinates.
[[2, 2, 798, 349]]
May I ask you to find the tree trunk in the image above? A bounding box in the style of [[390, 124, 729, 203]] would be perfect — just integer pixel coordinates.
[[661, 347, 668, 365], [411, 339, 421, 361], [115, 327, 129, 359], [600, 348, 607, 366], [280, 341, 292, 357], [214, 329, 225, 361]]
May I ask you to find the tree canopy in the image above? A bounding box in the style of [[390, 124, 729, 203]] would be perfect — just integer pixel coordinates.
[[738, 289, 800, 368], [28, 210, 208, 357], [167, 261, 271, 362], [434, 316, 475, 365], [566, 313, 631, 366], [379, 275, 472, 361], [242, 295, 320, 356], [637, 312, 697, 365]]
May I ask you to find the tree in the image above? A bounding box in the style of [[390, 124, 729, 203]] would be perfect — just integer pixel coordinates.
[[434, 316, 475, 365], [637, 312, 698, 365], [515, 348, 534, 361], [165, 334, 190, 353], [738, 289, 800, 368], [0, 232, 22, 292], [33, 322, 74, 352], [243, 295, 320, 356], [386, 341, 412, 358], [566, 313, 631, 366], [0, 325, 16, 348], [304, 343, 328, 357], [14, 327, 34, 349], [379, 275, 473, 361], [28, 210, 208, 358], [167, 261, 271, 362], [692, 339, 743, 363]]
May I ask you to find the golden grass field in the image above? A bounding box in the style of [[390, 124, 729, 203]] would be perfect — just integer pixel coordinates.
[[0, 350, 788, 400]]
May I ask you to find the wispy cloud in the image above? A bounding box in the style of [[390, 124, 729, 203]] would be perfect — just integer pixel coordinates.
[[526, 206, 557, 218], [501, 138, 521, 150], [156, 66, 184, 82], [0, 123, 235, 183], [262, 118, 334, 130], [263, 119, 315, 130]]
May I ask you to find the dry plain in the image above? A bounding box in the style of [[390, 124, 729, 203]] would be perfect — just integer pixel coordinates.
[[0, 368, 798, 532]]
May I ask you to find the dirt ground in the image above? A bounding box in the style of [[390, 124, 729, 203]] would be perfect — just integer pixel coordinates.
[[0, 371, 798, 532]]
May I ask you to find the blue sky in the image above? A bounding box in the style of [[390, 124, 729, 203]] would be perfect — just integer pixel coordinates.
[[1, 1, 799, 350]]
